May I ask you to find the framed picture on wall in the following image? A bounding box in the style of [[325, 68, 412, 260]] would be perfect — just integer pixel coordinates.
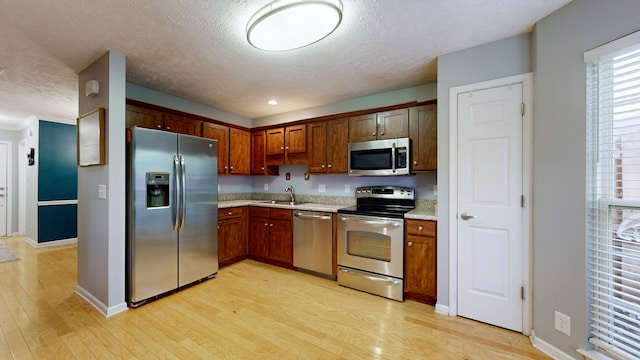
[[77, 107, 105, 166]]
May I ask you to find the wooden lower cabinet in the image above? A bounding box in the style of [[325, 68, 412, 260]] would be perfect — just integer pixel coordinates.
[[218, 207, 247, 267], [405, 219, 437, 305], [248, 207, 293, 268]]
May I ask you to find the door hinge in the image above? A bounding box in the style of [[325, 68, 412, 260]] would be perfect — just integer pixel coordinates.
[[520, 103, 525, 116], [521, 286, 525, 300], [521, 195, 525, 208]]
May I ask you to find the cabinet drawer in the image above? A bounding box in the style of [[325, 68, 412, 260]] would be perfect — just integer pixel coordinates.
[[405, 219, 436, 236], [269, 208, 292, 220], [218, 206, 246, 221], [249, 206, 270, 218]]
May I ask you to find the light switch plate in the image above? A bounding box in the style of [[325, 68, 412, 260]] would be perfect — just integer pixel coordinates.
[[98, 184, 107, 199], [318, 184, 326, 193], [263, 183, 269, 191]]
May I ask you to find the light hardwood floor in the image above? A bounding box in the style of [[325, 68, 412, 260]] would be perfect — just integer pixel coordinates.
[[0, 236, 550, 359]]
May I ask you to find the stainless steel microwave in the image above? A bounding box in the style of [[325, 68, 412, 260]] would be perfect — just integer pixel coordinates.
[[348, 137, 411, 176]]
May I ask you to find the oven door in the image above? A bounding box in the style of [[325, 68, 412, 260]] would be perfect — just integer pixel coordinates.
[[337, 213, 404, 279]]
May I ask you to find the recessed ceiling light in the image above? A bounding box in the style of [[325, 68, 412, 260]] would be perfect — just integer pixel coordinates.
[[268, 99, 278, 105], [247, 0, 343, 52]]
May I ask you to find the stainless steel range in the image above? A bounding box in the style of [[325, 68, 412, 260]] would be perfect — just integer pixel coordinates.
[[337, 186, 415, 301]]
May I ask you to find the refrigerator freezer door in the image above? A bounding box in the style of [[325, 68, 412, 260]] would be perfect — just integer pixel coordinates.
[[128, 127, 179, 303], [177, 134, 218, 287]]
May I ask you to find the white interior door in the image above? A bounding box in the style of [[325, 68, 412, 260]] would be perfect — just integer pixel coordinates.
[[0, 143, 7, 236], [457, 83, 524, 332]]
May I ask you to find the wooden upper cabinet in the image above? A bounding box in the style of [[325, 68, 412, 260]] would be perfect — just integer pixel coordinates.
[[266, 128, 285, 156], [164, 113, 202, 136], [307, 121, 327, 173], [126, 104, 163, 130], [308, 118, 348, 174], [377, 109, 409, 140], [409, 104, 437, 172], [229, 128, 250, 175], [202, 122, 229, 174], [265, 124, 307, 165], [251, 130, 279, 176], [326, 118, 349, 173], [348, 109, 408, 142], [348, 114, 377, 142]]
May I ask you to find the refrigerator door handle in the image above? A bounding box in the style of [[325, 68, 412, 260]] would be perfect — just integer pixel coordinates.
[[173, 154, 181, 231], [179, 155, 187, 230]]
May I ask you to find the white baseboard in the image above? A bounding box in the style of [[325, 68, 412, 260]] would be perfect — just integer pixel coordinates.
[[25, 237, 77, 248], [530, 330, 576, 360], [75, 285, 128, 318], [434, 302, 450, 315]]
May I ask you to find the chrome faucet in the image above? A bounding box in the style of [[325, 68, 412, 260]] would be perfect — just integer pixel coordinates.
[[285, 185, 295, 203]]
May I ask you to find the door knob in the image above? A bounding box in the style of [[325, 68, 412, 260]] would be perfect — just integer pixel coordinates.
[[460, 213, 477, 221], [408, 242, 413, 247]]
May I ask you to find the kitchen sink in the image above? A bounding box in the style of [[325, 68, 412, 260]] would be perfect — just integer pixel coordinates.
[[269, 200, 305, 206]]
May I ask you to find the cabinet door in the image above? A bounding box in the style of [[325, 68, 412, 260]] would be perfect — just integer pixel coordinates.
[[348, 114, 377, 142], [164, 113, 202, 136], [405, 233, 437, 300], [326, 117, 349, 173], [248, 215, 270, 258], [266, 128, 285, 155], [251, 131, 266, 174], [409, 104, 437, 172], [202, 122, 229, 174], [126, 104, 163, 130], [307, 121, 327, 173], [269, 218, 293, 265], [377, 109, 409, 139], [285, 125, 306, 154], [229, 128, 250, 174]]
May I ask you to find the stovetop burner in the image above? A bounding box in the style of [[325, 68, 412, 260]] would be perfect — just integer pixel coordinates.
[[338, 186, 415, 218]]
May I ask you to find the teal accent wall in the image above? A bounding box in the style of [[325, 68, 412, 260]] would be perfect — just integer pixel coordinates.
[[38, 121, 77, 201], [38, 120, 77, 242]]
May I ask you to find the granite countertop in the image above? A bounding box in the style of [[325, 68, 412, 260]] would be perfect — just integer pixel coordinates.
[[218, 199, 345, 213], [219, 199, 437, 220]]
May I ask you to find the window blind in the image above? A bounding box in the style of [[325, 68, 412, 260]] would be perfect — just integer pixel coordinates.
[[586, 42, 640, 360]]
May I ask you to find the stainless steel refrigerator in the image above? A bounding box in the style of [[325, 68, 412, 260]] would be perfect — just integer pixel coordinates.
[[126, 126, 218, 307]]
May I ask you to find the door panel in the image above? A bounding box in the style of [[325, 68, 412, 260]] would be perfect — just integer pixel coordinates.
[[177, 134, 218, 287], [0, 143, 7, 236], [457, 83, 523, 332]]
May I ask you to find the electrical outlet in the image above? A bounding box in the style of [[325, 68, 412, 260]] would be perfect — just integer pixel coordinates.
[[555, 311, 571, 336], [318, 184, 326, 193], [263, 183, 268, 191], [345, 184, 350, 193]]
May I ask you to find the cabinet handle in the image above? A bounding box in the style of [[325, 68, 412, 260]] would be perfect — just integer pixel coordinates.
[[217, 225, 220, 230], [285, 146, 289, 150], [166, 126, 171, 130], [372, 132, 376, 136], [413, 160, 418, 165], [156, 125, 162, 129], [228, 211, 232, 216], [327, 164, 332, 168], [224, 166, 228, 170], [261, 166, 264, 170], [408, 242, 413, 247], [321, 164, 325, 169], [230, 166, 234, 170], [417, 225, 423, 231], [280, 146, 284, 150], [270, 223, 274, 227], [264, 223, 269, 226]]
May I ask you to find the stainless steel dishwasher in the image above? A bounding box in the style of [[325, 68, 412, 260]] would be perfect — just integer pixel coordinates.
[[293, 210, 334, 278]]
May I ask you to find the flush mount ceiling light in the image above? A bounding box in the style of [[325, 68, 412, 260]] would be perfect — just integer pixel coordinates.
[[247, 0, 343, 51]]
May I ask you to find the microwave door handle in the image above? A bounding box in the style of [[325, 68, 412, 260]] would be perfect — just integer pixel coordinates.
[[391, 142, 396, 173]]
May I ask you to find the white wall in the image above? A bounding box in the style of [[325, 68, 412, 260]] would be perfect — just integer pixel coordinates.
[[76, 51, 127, 316], [21, 117, 39, 241], [436, 33, 532, 308], [532, 0, 640, 357], [0, 129, 21, 233]]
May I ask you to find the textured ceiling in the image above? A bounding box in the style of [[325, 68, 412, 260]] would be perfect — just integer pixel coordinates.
[[0, 0, 571, 129]]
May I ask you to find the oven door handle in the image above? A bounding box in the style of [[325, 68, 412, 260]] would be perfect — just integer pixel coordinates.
[[339, 267, 402, 285], [339, 216, 402, 227], [294, 212, 332, 220]]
